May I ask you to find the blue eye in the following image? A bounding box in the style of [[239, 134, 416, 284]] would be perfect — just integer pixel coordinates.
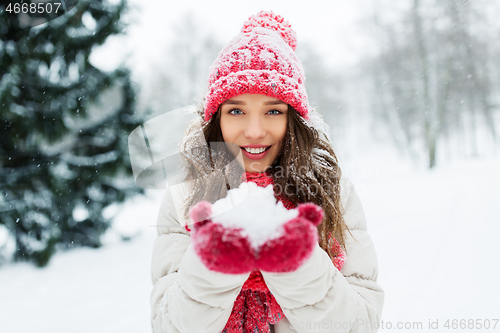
[[229, 109, 243, 115], [268, 109, 282, 115]]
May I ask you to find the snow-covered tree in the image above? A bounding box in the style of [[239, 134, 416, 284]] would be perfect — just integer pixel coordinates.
[[366, 0, 500, 168], [0, 0, 144, 267]]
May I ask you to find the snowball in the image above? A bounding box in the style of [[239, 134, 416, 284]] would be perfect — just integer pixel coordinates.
[[211, 182, 298, 250]]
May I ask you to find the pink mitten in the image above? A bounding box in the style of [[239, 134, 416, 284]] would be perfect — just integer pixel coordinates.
[[189, 201, 255, 274], [256, 203, 324, 273]]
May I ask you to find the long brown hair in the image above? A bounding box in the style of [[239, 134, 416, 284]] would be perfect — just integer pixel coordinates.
[[179, 104, 348, 259]]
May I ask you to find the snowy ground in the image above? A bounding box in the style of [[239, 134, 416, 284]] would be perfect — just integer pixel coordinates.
[[1, 143, 499, 332], [342, 152, 500, 332], [0, 190, 162, 333]]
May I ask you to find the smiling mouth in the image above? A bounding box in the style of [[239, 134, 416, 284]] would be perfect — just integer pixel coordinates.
[[241, 146, 271, 154]]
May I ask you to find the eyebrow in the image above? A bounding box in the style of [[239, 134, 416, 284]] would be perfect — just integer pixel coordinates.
[[223, 100, 245, 105], [223, 100, 287, 106], [264, 100, 287, 106]]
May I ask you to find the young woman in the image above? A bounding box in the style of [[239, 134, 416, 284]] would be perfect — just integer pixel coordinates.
[[150, 11, 384, 333]]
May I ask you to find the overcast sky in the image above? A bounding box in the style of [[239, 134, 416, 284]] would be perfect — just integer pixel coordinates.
[[90, 0, 374, 84]]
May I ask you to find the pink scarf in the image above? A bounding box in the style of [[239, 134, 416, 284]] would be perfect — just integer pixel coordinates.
[[223, 172, 345, 333]]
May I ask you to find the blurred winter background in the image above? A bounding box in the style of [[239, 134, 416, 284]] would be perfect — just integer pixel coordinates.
[[1, 0, 500, 332]]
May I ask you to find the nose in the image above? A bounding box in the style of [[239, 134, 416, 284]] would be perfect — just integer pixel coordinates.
[[244, 115, 266, 140]]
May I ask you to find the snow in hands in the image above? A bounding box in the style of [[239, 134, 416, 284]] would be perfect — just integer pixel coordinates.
[[197, 182, 298, 250]]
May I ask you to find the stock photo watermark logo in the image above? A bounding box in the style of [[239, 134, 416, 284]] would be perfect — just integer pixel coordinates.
[[127, 105, 345, 194], [128, 105, 235, 190], [5, 0, 79, 30], [127, 105, 377, 231]]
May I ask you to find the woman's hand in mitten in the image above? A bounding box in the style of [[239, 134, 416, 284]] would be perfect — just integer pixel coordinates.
[[256, 203, 324, 273], [189, 201, 255, 274]]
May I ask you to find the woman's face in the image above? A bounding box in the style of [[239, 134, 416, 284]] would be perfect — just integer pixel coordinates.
[[220, 93, 288, 173]]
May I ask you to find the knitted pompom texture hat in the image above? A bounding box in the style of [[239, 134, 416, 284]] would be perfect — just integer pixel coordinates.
[[203, 10, 309, 122]]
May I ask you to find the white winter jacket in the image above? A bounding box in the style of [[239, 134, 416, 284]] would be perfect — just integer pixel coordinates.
[[150, 175, 384, 333]]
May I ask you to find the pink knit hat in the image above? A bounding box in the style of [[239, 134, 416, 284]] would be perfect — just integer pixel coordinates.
[[204, 11, 309, 122]]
